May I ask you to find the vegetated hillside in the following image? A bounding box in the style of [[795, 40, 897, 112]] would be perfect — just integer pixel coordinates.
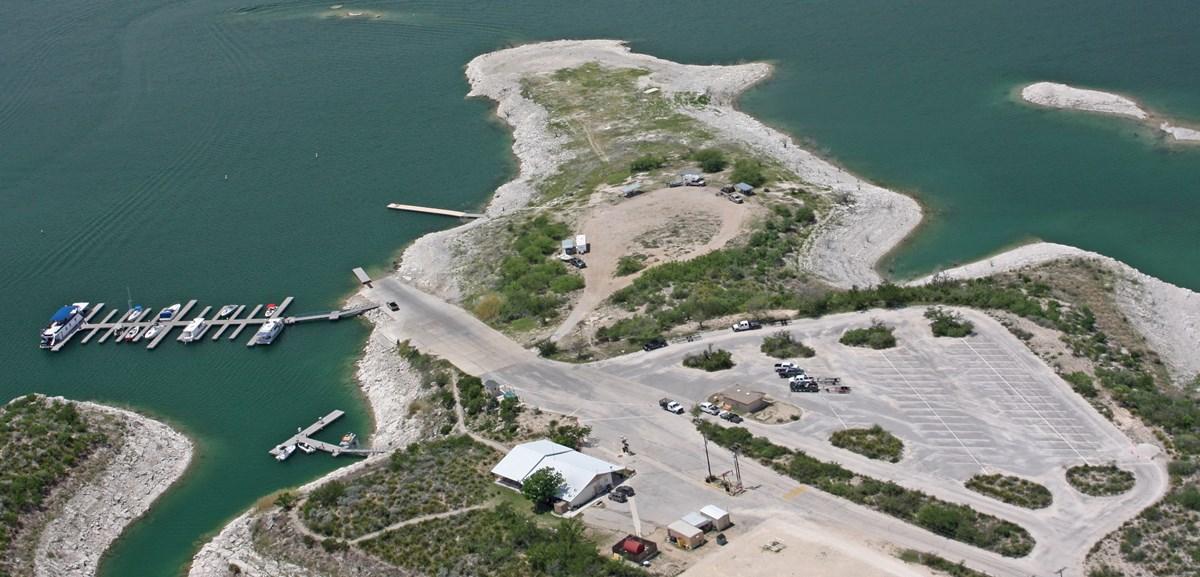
[[0, 395, 116, 575]]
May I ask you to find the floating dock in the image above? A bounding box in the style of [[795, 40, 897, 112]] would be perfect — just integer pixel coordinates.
[[49, 297, 377, 352], [386, 203, 484, 219], [268, 410, 381, 460]]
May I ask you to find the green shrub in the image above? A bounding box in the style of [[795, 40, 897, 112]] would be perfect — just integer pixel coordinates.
[[965, 474, 1052, 509], [629, 154, 666, 172], [899, 550, 992, 577], [692, 148, 727, 172], [830, 425, 904, 462], [731, 158, 766, 187], [615, 255, 645, 276], [682, 346, 735, 371], [1172, 485, 1200, 511], [522, 467, 565, 510], [1066, 464, 1136, 496], [760, 330, 815, 359], [840, 321, 897, 349], [489, 215, 583, 326], [549, 423, 592, 450], [924, 307, 974, 337], [1063, 372, 1098, 398]]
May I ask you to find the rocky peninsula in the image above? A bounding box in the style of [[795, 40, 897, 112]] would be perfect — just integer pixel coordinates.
[[1021, 81, 1200, 142]]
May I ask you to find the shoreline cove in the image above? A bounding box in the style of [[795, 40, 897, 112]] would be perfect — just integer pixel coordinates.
[[186, 39, 1200, 576]]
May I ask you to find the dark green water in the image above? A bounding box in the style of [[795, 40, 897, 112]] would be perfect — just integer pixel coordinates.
[[0, 1, 1196, 575]]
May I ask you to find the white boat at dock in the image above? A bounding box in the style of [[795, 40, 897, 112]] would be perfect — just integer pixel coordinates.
[[252, 319, 284, 345], [40, 302, 89, 349], [125, 305, 143, 321], [144, 323, 164, 339], [179, 318, 209, 343], [159, 303, 182, 321], [121, 326, 140, 342], [274, 444, 296, 461], [296, 441, 316, 454], [217, 305, 237, 318]]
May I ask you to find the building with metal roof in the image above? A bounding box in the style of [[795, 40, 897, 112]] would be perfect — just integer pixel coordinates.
[[491, 439, 625, 508]]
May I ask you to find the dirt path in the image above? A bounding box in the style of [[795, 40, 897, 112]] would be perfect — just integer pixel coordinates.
[[551, 186, 759, 341]]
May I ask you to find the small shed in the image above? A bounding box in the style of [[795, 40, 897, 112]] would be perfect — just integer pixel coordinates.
[[575, 234, 589, 254], [682, 511, 713, 532], [700, 505, 732, 530], [667, 520, 706, 549], [561, 238, 576, 254], [611, 535, 658, 563], [620, 183, 643, 198], [734, 182, 754, 194], [716, 386, 768, 413]]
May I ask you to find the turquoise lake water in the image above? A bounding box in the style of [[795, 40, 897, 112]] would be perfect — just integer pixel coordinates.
[[0, 1, 1196, 575]]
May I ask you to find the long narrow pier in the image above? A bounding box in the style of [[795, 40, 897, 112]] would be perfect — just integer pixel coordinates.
[[51, 296, 375, 352], [387, 202, 484, 219], [268, 410, 380, 460]]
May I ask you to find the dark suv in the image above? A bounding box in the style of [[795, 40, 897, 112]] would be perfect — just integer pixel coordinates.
[[642, 338, 668, 352]]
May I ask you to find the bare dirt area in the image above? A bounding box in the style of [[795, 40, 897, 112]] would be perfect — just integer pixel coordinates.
[[679, 519, 937, 577], [552, 186, 761, 341]]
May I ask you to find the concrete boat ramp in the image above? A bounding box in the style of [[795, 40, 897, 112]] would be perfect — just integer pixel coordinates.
[[51, 297, 379, 352], [269, 410, 381, 460]]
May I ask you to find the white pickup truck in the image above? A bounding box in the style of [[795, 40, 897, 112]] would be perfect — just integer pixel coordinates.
[[731, 320, 762, 332]]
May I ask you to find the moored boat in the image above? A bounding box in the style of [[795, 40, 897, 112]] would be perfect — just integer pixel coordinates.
[[274, 444, 296, 462], [159, 303, 182, 321], [179, 317, 209, 343], [144, 323, 163, 339], [125, 305, 144, 321], [264, 303, 278, 317], [339, 432, 357, 448], [40, 302, 89, 349], [252, 319, 284, 345], [218, 304, 237, 318], [122, 326, 140, 341]]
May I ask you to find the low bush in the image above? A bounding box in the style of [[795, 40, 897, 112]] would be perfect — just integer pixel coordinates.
[[899, 550, 992, 577], [760, 331, 815, 359], [925, 307, 974, 337], [615, 255, 645, 276], [965, 474, 1052, 509], [489, 215, 584, 326], [1066, 464, 1136, 496], [682, 346, 735, 371], [830, 425, 904, 462], [840, 321, 897, 349], [692, 148, 727, 172], [731, 158, 766, 187], [629, 154, 666, 172], [1063, 372, 1098, 398]]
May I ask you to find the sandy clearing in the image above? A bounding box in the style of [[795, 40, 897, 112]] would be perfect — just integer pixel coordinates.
[[679, 518, 938, 577], [552, 186, 761, 341]]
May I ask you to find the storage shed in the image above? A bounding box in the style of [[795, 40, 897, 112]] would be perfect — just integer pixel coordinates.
[[667, 520, 706, 549], [611, 535, 658, 563], [700, 505, 732, 530], [734, 182, 754, 194], [575, 234, 589, 254], [561, 238, 576, 254], [715, 386, 769, 413], [681, 511, 713, 532]]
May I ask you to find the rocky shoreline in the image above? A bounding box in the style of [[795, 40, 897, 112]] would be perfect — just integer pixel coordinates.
[[31, 397, 192, 577]]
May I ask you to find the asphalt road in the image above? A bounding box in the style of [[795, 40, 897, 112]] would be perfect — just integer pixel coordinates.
[[365, 278, 1168, 577]]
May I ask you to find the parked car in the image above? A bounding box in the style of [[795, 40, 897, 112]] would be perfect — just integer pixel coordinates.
[[608, 491, 628, 503], [613, 485, 635, 497], [642, 338, 668, 352], [386, 301, 400, 311], [719, 411, 743, 423], [659, 398, 672, 409], [699, 402, 721, 415], [727, 193, 744, 204], [731, 320, 762, 332], [777, 366, 805, 378], [665, 401, 685, 415], [774, 361, 801, 374], [790, 375, 819, 393], [720, 185, 735, 194], [569, 257, 587, 269]]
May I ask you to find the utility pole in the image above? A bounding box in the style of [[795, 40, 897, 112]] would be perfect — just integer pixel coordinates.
[[732, 445, 743, 491], [702, 434, 713, 480]]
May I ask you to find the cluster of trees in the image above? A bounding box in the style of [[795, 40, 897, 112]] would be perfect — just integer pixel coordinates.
[[760, 330, 815, 359], [682, 346, 735, 371], [480, 216, 584, 326], [839, 321, 897, 349], [0, 396, 108, 558], [458, 375, 521, 439], [615, 255, 645, 277], [925, 307, 974, 337], [697, 421, 1034, 557], [548, 421, 592, 450], [692, 148, 727, 172]]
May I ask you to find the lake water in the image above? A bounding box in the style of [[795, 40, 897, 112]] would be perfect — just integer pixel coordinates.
[[0, 0, 1196, 575]]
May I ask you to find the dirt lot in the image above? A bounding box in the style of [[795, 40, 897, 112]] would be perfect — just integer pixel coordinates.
[[552, 186, 761, 341], [679, 519, 937, 577]]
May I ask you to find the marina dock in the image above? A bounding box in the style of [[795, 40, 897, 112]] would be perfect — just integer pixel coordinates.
[[268, 410, 381, 460], [386, 203, 484, 219]]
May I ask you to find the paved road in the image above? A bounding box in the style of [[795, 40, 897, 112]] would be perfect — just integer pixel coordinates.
[[365, 278, 1168, 577]]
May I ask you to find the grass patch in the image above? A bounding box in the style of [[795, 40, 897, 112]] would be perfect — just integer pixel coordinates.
[[760, 330, 815, 359], [829, 425, 904, 463], [681, 346, 735, 372], [300, 436, 500, 540], [925, 306, 974, 337], [478, 215, 583, 329], [697, 421, 1034, 557], [0, 395, 112, 569], [964, 474, 1052, 509], [1067, 464, 1136, 496], [361, 504, 644, 577], [839, 321, 897, 349]]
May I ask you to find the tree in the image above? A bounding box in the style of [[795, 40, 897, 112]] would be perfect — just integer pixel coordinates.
[[522, 467, 565, 511], [274, 490, 299, 510], [693, 148, 728, 172], [731, 158, 766, 187]]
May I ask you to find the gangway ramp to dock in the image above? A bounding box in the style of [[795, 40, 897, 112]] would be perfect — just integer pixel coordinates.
[[386, 203, 483, 219]]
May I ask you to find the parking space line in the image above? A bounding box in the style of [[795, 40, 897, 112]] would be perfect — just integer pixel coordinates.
[[879, 352, 985, 470]]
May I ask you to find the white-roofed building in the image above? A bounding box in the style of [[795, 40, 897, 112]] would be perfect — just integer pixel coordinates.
[[491, 439, 626, 508]]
